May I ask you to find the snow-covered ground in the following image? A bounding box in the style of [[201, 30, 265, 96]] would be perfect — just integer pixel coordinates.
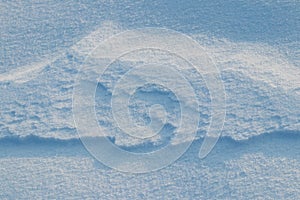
[[0, 0, 299, 199], [0, 132, 299, 199]]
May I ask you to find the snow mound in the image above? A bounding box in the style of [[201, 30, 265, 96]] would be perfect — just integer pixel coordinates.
[[0, 23, 299, 144]]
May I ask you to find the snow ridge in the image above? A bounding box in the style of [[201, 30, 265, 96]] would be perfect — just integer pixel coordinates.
[[0, 23, 299, 144]]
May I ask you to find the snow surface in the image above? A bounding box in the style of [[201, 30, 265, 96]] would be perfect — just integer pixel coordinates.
[[0, 133, 299, 199], [0, 0, 299, 199], [0, 22, 298, 142]]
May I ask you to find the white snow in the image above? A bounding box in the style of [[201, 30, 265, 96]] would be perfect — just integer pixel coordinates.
[[0, 0, 299, 198]]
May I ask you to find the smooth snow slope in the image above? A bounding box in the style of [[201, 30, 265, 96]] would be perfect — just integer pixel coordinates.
[[0, 0, 299, 199]]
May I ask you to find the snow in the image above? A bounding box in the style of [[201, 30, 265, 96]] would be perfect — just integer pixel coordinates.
[[0, 0, 299, 198], [1, 23, 298, 141], [0, 133, 299, 199]]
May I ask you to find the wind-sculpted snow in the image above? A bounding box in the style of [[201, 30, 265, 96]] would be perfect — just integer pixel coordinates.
[[0, 23, 299, 145], [1, 0, 299, 198]]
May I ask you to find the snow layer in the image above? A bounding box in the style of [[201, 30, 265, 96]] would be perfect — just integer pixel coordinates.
[[0, 0, 299, 198], [0, 132, 299, 199], [0, 22, 298, 143]]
